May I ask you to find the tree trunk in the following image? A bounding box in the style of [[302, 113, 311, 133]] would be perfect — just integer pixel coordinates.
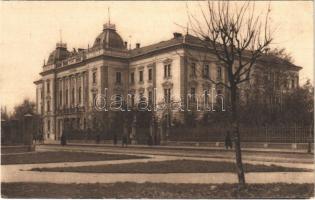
[[230, 86, 246, 187]]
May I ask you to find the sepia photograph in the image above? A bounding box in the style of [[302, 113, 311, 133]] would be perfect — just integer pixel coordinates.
[[0, 1, 314, 199]]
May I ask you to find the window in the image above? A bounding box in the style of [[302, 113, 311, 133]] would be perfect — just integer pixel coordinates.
[[92, 71, 97, 84], [72, 88, 75, 105], [275, 73, 280, 88], [115, 94, 122, 102], [47, 81, 50, 94], [216, 89, 222, 104], [203, 64, 209, 78], [130, 72, 135, 84], [77, 118, 80, 129], [59, 90, 62, 106], [65, 89, 68, 105], [139, 71, 143, 82], [93, 93, 96, 103], [191, 63, 196, 77], [47, 120, 50, 132], [47, 100, 50, 112], [217, 66, 222, 80], [204, 90, 209, 103], [148, 68, 153, 81], [131, 94, 135, 107], [148, 91, 153, 106], [114, 94, 123, 107], [78, 87, 82, 104], [164, 88, 171, 103], [83, 118, 86, 130], [164, 64, 171, 78], [139, 92, 145, 102], [191, 87, 196, 102], [291, 79, 295, 89], [116, 72, 121, 83]]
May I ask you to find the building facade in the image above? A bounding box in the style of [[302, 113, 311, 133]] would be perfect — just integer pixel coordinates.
[[34, 21, 301, 141]]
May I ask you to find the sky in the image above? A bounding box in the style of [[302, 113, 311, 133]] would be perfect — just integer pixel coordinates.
[[0, 1, 313, 112]]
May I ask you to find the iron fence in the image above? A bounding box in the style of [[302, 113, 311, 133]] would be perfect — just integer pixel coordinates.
[[169, 125, 314, 143]]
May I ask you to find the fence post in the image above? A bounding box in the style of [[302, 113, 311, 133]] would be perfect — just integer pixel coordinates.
[[308, 125, 313, 153], [292, 124, 297, 149], [264, 126, 268, 148]]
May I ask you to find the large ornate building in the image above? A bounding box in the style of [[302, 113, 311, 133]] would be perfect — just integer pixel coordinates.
[[34, 20, 301, 141]]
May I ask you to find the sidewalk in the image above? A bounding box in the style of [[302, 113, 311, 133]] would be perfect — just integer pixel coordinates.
[[44, 140, 313, 154], [2, 170, 314, 184], [2, 154, 314, 184]]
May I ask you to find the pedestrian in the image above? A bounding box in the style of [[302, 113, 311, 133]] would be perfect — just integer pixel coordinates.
[[130, 132, 136, 145], [61, 128, 67, 146], [96, 132, 100, 144], [86, 127, 91, 141], [225, 131, 232, 149], [113, 133, 117, 145], [122, 132, 128, 148], [147, 134, 153, 146]]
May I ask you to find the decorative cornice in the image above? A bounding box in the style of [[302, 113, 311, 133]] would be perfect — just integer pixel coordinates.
[[128, 89, 136, 94], [138, 87, 145, 93], [146, 86, 154, 91], [163, 58, 173, 64], [162, 81, 173, 89]]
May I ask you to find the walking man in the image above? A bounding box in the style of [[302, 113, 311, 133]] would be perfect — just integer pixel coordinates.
[[225, 131, 233, 150]]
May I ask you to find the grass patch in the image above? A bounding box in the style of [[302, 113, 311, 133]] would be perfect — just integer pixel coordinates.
[[1, 182, 313, 198], [1, 151, 147, 165], [31, 159, 310, 173]]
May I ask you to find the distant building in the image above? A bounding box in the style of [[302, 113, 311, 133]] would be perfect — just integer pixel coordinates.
[[34, 20, 301, 141]]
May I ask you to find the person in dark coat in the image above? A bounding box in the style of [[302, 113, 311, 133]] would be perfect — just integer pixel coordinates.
[[61, 128, 67, 146], [96, 132, 101, 144], [112, 128, 117, 145], [113, 133, 117, 145], [122, 133, 127, 147], [225, 131, 232, 149], [86, 128, 91, 141], [147, 134, 153, 146], [122, 126, 128, 148]]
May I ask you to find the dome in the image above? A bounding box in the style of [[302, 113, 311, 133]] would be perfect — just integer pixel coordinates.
[[47, 43, 70, 65], [92, 23, 126, 50]]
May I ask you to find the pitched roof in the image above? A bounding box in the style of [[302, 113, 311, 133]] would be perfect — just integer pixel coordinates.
[[128, 33, 301, 70]]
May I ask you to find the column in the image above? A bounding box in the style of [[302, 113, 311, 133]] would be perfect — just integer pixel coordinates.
[[67, 76, 71, 108], [60, 78, 63, 108], [80, 72, 84, 107], [74, 74, 77, 107], [63, 78, 65, 108]]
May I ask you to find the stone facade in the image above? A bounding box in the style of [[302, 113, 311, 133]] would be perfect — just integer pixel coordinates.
[[34, 21, 301, 141]]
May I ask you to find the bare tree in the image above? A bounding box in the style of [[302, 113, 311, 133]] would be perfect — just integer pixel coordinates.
[[187, 1, 272, 187]]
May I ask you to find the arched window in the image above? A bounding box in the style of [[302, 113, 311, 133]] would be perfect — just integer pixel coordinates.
[[59, 90, 62, 107], [72, 88, 75, 105], [78, 87, 82, 104], [65, 89, 68, 105]]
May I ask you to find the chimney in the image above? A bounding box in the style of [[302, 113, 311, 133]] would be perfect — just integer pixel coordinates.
[[136, 43, 140, 48], [124, 41, 128, 48], [173, 32, 182, 38]]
